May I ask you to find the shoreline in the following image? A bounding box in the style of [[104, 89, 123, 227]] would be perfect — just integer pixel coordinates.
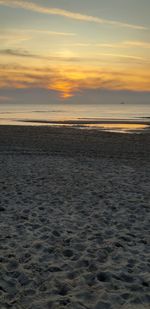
[[11, 118, 150, 125], [0, 118, 150, 134], [0, 125, 150, 159], [1, 117, 150, 125]]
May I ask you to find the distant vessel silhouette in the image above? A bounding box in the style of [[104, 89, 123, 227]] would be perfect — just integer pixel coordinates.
[[120, 101, 125, 104]]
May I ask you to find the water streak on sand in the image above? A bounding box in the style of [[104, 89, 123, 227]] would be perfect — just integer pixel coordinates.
[[0, 118, 150, 133]]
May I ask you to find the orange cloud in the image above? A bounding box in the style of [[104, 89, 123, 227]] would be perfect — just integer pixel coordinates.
[[0, 64, 150, 99], [49, 80, 78, 98]]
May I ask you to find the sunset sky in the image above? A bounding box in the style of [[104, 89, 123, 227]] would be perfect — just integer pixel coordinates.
[[0, 0, 150, 104]]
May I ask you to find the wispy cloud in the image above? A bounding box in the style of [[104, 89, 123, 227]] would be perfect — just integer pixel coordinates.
[[1, 48, 148, 66], [97, 53, 144, 61], [0, 32, 30, 44], [24, 29, 76, 36], [0, 48, 41, 58], [0, 29, 75, 47], [0, 0, 147, 30], [69, 41, 150, 50], [1, 29, 76, 39], [123, 41, 150, 49], [0, 48, 79, 62], [97, 41, 150, 49]]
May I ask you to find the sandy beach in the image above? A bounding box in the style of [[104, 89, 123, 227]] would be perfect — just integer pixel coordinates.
[[0, 126, 150, 309]]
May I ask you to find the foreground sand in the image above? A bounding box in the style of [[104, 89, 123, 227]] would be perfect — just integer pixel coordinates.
[[0, 126, 150, 309]]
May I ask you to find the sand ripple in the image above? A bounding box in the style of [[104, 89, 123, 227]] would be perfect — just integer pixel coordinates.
[[0, 153, 150, 308]]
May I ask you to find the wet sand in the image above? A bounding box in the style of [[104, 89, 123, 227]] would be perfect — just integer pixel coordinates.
[[0, 126, 150, 309], [15, 118, 150, 125], [14, 118, 150, 133]]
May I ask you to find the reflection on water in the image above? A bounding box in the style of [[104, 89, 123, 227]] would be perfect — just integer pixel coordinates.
[[80, 123, 149, 133], [0, 118, 149, 133], [0, 102, 150, 133]]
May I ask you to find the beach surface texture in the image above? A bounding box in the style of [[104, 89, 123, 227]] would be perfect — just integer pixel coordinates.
[[0, 126, 150, 309]]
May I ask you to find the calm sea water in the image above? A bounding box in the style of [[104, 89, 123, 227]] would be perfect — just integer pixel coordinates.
[[0, 103, 150, 132]]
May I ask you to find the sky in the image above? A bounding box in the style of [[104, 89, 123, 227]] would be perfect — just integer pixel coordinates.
[[0, 0, 150, 104]]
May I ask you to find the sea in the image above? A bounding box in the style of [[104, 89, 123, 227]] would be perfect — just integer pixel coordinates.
[[0, 102, 150, 133]]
